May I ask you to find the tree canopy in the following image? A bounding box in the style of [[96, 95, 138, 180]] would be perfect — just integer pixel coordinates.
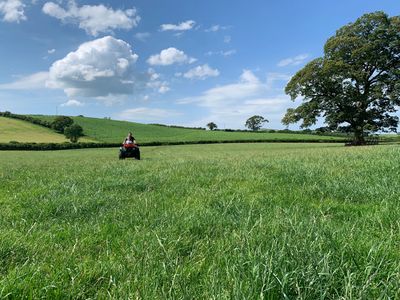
[[64, 124, 84, 143], [51, 116, 74, 133], [245, 115, 268, 131], [283, 12, 400, 144], [206, 122, 218, 130]]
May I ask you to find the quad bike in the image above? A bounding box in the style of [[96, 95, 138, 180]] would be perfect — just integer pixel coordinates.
[[119, 143, 140, 160]]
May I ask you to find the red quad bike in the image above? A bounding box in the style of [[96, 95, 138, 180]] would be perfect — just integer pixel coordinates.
[[119, 143, 140, 160]]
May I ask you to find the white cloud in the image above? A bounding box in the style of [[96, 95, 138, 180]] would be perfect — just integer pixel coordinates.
[[47, 36, 139, 98], [47, 48, 56, 54], [146, 68, 170, 94], [134, 32, 150, 41], [0, 0, 26, 23], [266, 73, 292, 89], [277, 54, 309, 67], [61, 99, 83, 107], [42, 0, 140, 36], [224, 35, 231, 43], [147, 80, 170, 94], [183, 64, 220, 80], [204, 25, 230, 32], [147, 47, 196, 66], [205, 49, 236, 57], [0, 72, 48, 90], [118, 107, 181, 121], [160, 20, 195, 31], [177, 70, 292, 128]]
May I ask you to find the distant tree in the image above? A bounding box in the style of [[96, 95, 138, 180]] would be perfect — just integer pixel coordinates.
[[64, 124, 83, 143], [282, 12, 400, 145], [51, 116, 74, 133], [207, 122, 218, 130], [245, 115, 269, 131]]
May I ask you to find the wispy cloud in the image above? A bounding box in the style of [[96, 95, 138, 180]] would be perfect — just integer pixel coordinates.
[[160, 20, 195, 31], [117, 107, 181, 121], [277, 54, 309, 67], [134, 32, 150, 41], [61, 99, 83, 107], [0, 72, 48, 90], [177, 70, 292, 129], [204, 24, 231, 32], [205, 49, 236, 57], [224, 35, 231, 43], [183, 64, 220, 80]]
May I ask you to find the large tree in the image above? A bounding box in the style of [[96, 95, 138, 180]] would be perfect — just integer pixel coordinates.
[[245, 115, 269, 131], [51, 116, 74, 133], [282, 12, 400, 144], [206, 122, 218, 130], [64, 124, 83, 143]]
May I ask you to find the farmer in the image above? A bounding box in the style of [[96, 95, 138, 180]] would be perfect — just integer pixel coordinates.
[[123, 132, 136, 145]]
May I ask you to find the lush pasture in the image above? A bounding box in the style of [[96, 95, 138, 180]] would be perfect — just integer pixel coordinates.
[[32, 115, 343, 143], [0, 143, 399, 298], [0, 117, 95, 143], [0, 117, 67, 143]]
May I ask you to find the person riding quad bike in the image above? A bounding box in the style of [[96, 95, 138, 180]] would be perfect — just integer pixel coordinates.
[[119, 132, 140, 160]]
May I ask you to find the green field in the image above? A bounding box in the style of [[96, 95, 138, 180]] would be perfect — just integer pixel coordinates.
[[0, 117, 95, 143], [1, 143, 399, 298], [0, 117, 68, 143], [31, 115, 343, 143]]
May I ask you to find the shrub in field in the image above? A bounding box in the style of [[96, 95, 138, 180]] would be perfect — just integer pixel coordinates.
[[64, 124, 84, 143]]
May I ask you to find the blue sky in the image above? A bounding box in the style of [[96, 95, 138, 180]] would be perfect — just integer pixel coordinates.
[[0, 0, 398, 129]]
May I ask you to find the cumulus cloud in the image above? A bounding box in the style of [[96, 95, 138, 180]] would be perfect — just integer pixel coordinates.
[[42, 0, 140, 36], [61, 99, 83, 107], [146, 68, 170, 93], [160, 20, 195, 31], [0, 72, 48, 90], [47, 36, 139, 98], [177, 70, 292, 128], [118, 107, 181, 121], [183, 64, 220, 80], [0, 0, 26, 23], [147, 47, 196, 66], [277, 54, 309, 67]]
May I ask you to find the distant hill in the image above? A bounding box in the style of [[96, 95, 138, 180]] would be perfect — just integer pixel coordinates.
[[0, 117, 95, 143], [30, 115, 343, 143]]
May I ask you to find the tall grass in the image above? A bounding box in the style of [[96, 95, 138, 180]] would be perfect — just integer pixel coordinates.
[[0, 143, 399, 298]]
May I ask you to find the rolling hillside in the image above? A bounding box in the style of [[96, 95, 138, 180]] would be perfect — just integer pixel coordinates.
[[0, 117, 68, 143], [0, 117, 95, 143], [31, 115, 343, 143]]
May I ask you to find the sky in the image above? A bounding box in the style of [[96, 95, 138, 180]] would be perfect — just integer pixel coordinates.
[[0, 0, 399, 129]]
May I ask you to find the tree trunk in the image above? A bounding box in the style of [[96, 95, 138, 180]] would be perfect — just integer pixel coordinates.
[[353, 127, 365, 145]]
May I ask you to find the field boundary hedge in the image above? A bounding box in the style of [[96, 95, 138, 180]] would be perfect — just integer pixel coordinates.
[[0, 139, 345, 151]]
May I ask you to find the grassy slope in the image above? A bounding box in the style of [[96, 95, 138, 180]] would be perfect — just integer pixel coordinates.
[[0, 117, 96, 143], [0, 143, 399, 298], [32, 115, 343, 143], [0, 117, 68, 143]]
